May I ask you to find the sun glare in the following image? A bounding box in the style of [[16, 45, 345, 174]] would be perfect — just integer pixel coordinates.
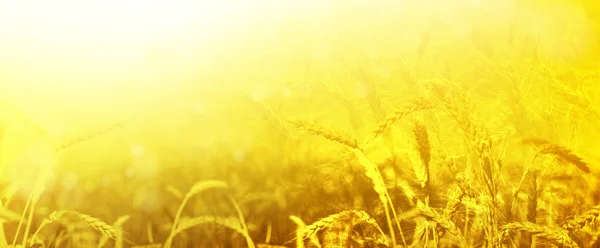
[[0, 0, 240, 92]]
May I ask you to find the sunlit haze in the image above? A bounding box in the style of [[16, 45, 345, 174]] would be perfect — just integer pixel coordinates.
[[0, 0, 599, 247]]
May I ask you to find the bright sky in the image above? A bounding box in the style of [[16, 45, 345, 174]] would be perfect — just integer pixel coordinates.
[[0, 0, 333, 94], [0, 0, 242, 86], [0, 0, 251, 128], [0, 0, 336, 131], [0, 0, 595, 130]]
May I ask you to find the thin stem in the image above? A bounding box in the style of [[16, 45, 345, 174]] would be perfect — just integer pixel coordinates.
[[163, 196, 190, 248]]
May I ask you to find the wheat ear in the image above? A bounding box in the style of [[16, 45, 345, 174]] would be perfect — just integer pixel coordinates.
[[412, 121, 431, 205], [416, 201, 467, 246], [288, 118, 359, 149], [538, 144, 590, 173], [30, 210, 119, 247], [301, 210, 384, 241], [513, 141, 591, 215], [502, 222, 579, 247], [522, 138, 590, 173], [367, 98, 433, 143], [97, 215, 130, 248], [563, 204, 600, 232], [55, 121, 125, 153]]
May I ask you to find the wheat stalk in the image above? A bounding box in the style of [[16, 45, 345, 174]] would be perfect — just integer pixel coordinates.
[[289, 215, 312, 248], [229, 195, 255, 248], [175, 216, 239, 235], [353, 149, 406, 247], [164, 180, 229, 248], [172, 214, 254, 247]]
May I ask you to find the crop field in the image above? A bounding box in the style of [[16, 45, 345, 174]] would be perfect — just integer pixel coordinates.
[[0, 0, 600, 247]]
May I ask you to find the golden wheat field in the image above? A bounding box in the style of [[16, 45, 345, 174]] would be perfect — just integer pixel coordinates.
[[1, 0, 600, 247]]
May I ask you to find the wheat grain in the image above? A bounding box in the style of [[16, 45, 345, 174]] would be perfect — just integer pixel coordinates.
[[353, 148, 406, 246]]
